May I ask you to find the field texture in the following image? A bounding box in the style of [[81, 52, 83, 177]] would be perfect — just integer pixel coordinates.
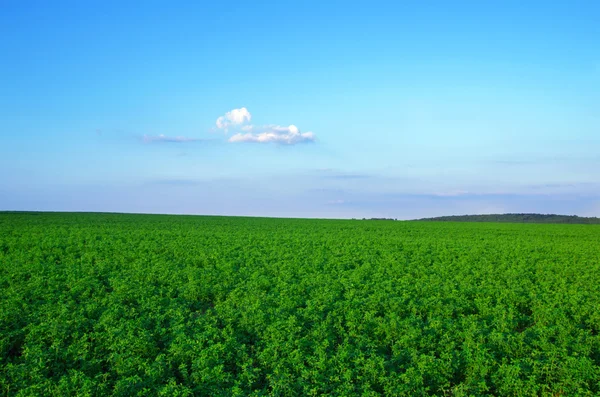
[[1, 212, 600, 396]]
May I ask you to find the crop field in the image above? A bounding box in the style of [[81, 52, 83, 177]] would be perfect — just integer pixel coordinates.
[[1, 212, 599, 396]]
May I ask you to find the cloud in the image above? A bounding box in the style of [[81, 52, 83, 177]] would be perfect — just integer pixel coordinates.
[[321, 173, 371, 180], [491, 154, 600, 167], [229, 124, 315, 145], [143, 134, 201, 143], [432, 190, 470, 197], [216, 107, 251, 131], [215, 107, 316, 145], [148, 179, 203, 186]]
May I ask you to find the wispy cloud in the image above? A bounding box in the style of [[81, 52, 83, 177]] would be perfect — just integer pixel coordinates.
[[491, 155, 600, 166], [431, 190, 471, 197], [215, 107, 316, 145], [492, 159, 537, 165], [307, 187, 347, 194], [321, 173, 371, 180], [229, 124, 315, 145], [311, 168, 376, 180], [148, 179, 203, 186], [142, 134, 202, 143]]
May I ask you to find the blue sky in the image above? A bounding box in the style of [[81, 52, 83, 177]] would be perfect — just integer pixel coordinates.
[[1, 0, 599, 218]]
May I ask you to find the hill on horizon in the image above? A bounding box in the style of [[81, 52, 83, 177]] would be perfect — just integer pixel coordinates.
[[416, 213, 600, 224]]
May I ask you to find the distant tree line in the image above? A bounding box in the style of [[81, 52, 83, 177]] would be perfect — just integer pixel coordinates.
[[416, 213, 600, 224], [353, 218, 397, 221]]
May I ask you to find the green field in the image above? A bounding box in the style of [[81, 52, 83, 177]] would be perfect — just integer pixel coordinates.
[[1, 212, 599, 396]]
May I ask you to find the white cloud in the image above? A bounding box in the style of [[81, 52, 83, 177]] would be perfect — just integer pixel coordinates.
[[216, 107, 251, 131], [143, 134, 200, 143], [229, 124, 315, 145], [215, 107, 316, 145]]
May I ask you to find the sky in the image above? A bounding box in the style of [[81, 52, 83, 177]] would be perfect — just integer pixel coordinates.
[[1, 0, 599, 219]]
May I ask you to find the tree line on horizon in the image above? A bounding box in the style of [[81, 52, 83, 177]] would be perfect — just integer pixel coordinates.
[[417, 213, 600, 224]]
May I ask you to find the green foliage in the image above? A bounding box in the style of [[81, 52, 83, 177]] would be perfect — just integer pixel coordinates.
[[1, 212, 599, 395]]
